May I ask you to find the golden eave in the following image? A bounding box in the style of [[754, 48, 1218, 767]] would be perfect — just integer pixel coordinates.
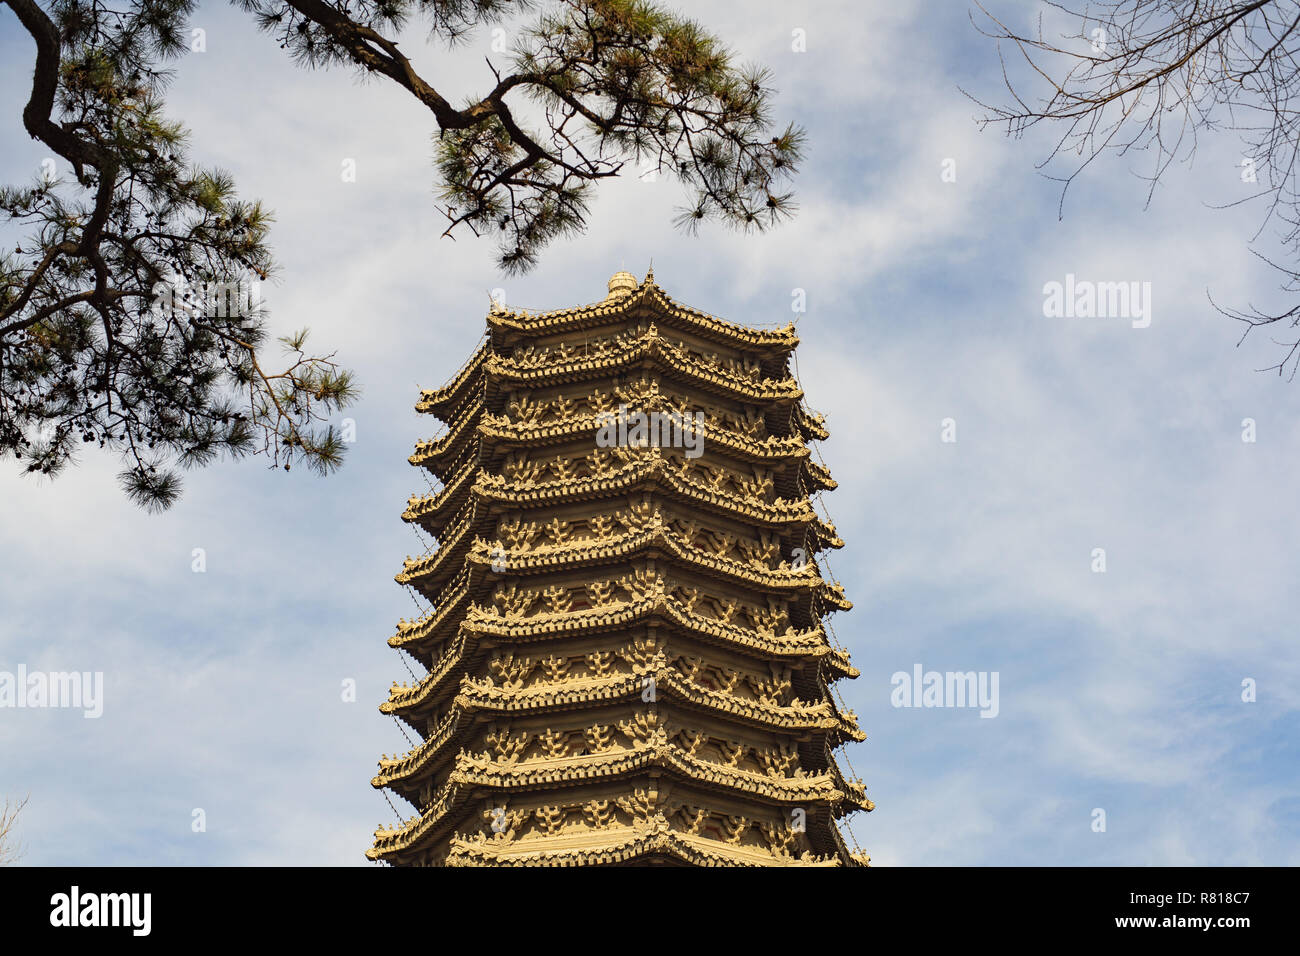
[[416, 343, 487, 419], [449, 524, 842, 598], [477, 411, 809, 466], [445, 829, 841, 867], [402, 463, 477, 535], [487, 281, 799, 353], [403, 454, 845, 548], [390, 577, 469, 649], [383, 667, 865, 745], [462, 596, 858, 678], [377, 733, 872, 817], [445, 746, 847, 804], [390, 587, 855, 679], [407, 403, 482, 475], [390, 593, 852, 700], [471, 452, 817, 525], [374, 810, 843, 866], [443, 827, 840, 867], [793, 403, 830, 442], [486, 328, 802, 404], [372, 707, 462, 791]]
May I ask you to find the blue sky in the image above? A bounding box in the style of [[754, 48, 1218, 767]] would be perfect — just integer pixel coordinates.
[[1, 0, 1298, 865]]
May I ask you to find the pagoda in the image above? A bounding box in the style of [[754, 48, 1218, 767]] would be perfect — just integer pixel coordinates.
[[368, 270, 871, 866]]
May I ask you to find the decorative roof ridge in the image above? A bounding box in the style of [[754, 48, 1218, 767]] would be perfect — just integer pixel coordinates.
[[416, 341, 488, 417], [447, 746, 844, 804], [372, 707, 463, 788], [368, 780, 467, 859], [396, 513, 475, 586], [487, 279, 798, 351], [464, 522, 824, 592], [793, 403, 830, 441], [470, 453, 816, 525], [805, 457, 837, 491], [444, 825, 839, 868], [379, 632, 472, 730], [389, 578, 469, 648], [403, 458, 477, 526], [812, 515, 844, 551], [822, 583, 854, 612], [460, 592, 841, 665], [478, 408, 810, 466], [826, 757, 873, 813], [390, 668, 860, 740], [464, 532, 850, 611], [485, 331, 802, 402], [408, 403, 483, 468]]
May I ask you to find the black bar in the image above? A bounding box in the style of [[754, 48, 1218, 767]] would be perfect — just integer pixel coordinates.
[[0, 866, 1285, 941]]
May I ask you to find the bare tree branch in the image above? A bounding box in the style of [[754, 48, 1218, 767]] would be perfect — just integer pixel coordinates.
[[0, 794, 29, 866], [968, 0, 1300, 377]]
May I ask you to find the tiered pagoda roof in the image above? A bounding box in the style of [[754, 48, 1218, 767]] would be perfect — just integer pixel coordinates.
[[368, 271, 870, 866]]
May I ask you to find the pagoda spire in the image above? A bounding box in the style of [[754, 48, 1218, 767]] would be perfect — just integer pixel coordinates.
[[369, 272, 870, 866]]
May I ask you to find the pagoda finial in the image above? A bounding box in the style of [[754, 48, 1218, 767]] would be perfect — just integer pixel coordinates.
[[645, 260, 654, 285], [606, 270, 637, 300]]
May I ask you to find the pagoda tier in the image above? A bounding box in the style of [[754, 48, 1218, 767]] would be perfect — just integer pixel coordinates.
[[369, 271, 870, 867]]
